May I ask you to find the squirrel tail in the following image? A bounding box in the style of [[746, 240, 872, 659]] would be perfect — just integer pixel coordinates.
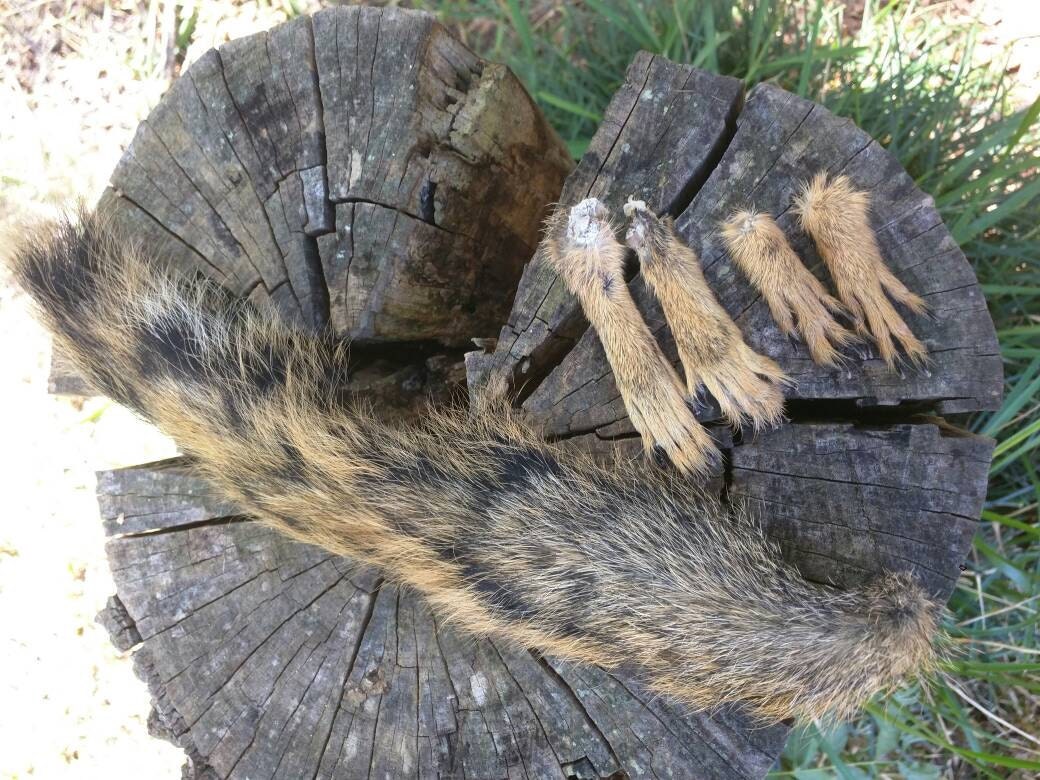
[[9, 210, 942, 722]]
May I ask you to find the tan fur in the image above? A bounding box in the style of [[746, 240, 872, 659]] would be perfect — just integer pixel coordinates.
[[541, 199, 717, 475], [624, 199, 789, 431], [9, 209, 944, 723], [793, 172, 929, 369], [721, 210, 856, 367]]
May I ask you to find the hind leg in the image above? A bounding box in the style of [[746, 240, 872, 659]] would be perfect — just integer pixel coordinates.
[[720, 209, 857, 368]]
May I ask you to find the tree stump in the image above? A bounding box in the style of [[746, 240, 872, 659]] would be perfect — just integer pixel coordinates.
[[74, 8, 1001, 779]]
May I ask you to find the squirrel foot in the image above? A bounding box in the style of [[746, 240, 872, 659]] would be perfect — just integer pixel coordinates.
[[793, 173, 930, 370], [721, 209, 857, 368], [626, 199, 789, 432], [540, 199, 719, 475]]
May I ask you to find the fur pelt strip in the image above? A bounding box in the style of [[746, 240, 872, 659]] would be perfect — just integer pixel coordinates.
[[9, 209, 941, 722]]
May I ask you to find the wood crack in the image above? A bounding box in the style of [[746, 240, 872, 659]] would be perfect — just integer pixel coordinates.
[[532, 654, 623, 773]]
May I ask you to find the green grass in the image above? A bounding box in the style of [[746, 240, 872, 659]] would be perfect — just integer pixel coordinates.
[[427, 0, 1040, 775]]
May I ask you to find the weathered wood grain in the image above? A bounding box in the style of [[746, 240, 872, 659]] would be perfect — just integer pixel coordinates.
[[214, 26, 326, 327], [311, 5, 572, 344], [731, 422, 992, 602], [147, 73, 287, 305], [101, 5, 570, 342], [518, 84, 1002, 444], [677, 83, 1002, 414], [95, 458, 240, 537]]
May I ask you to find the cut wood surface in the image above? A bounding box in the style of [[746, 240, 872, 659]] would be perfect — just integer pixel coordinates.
[[73, 6, 1000, 779], [101, 5, 570, 341], [485, 69, 1001, 436]]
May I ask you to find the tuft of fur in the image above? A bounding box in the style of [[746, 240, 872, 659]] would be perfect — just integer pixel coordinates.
[[541, 199, 718, 475], [10, 209, 943, 722], [721, 210, 857, 367], [625, 199, 789, 431], [793, 173, 929, 369]]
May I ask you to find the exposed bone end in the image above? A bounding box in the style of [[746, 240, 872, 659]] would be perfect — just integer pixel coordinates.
[[566, 197, 612, 247], [622, 197, 649, 218], [721, 209, 763, 240], [623, 197, 652, 250]]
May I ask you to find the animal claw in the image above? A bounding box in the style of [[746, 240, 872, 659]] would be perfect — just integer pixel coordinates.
[[687, 385, 723, 423]]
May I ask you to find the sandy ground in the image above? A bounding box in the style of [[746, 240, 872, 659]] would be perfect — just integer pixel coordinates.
[[0, 3, 180, 773], [0, 276, 182, 778], [0, 3, 319, 777], [0, 2, 182, 772], [0, 1, 1036, 778]]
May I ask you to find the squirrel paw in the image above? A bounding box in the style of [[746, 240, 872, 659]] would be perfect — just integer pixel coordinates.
[[690, 344, 789, 432], [625, 200, 790, 431], [547, 199, 720, 476], [624, 360, 722, 476], [721, 210, 857, 368], [794, 173, 930, 370]]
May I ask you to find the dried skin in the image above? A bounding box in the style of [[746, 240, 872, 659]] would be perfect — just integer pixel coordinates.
[[541, 199, 718, 475], [794, 173, 929, 369], [624, 200, 789, 432], [9, 209, 943, 723], [721, 210, 856, 367]]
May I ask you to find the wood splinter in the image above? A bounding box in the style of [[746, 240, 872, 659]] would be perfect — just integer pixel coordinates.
[[721, 210, 857, 367], [625, 199, 789, 431], [794, 172, 930, 369], [541, 198, 718, 475]]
